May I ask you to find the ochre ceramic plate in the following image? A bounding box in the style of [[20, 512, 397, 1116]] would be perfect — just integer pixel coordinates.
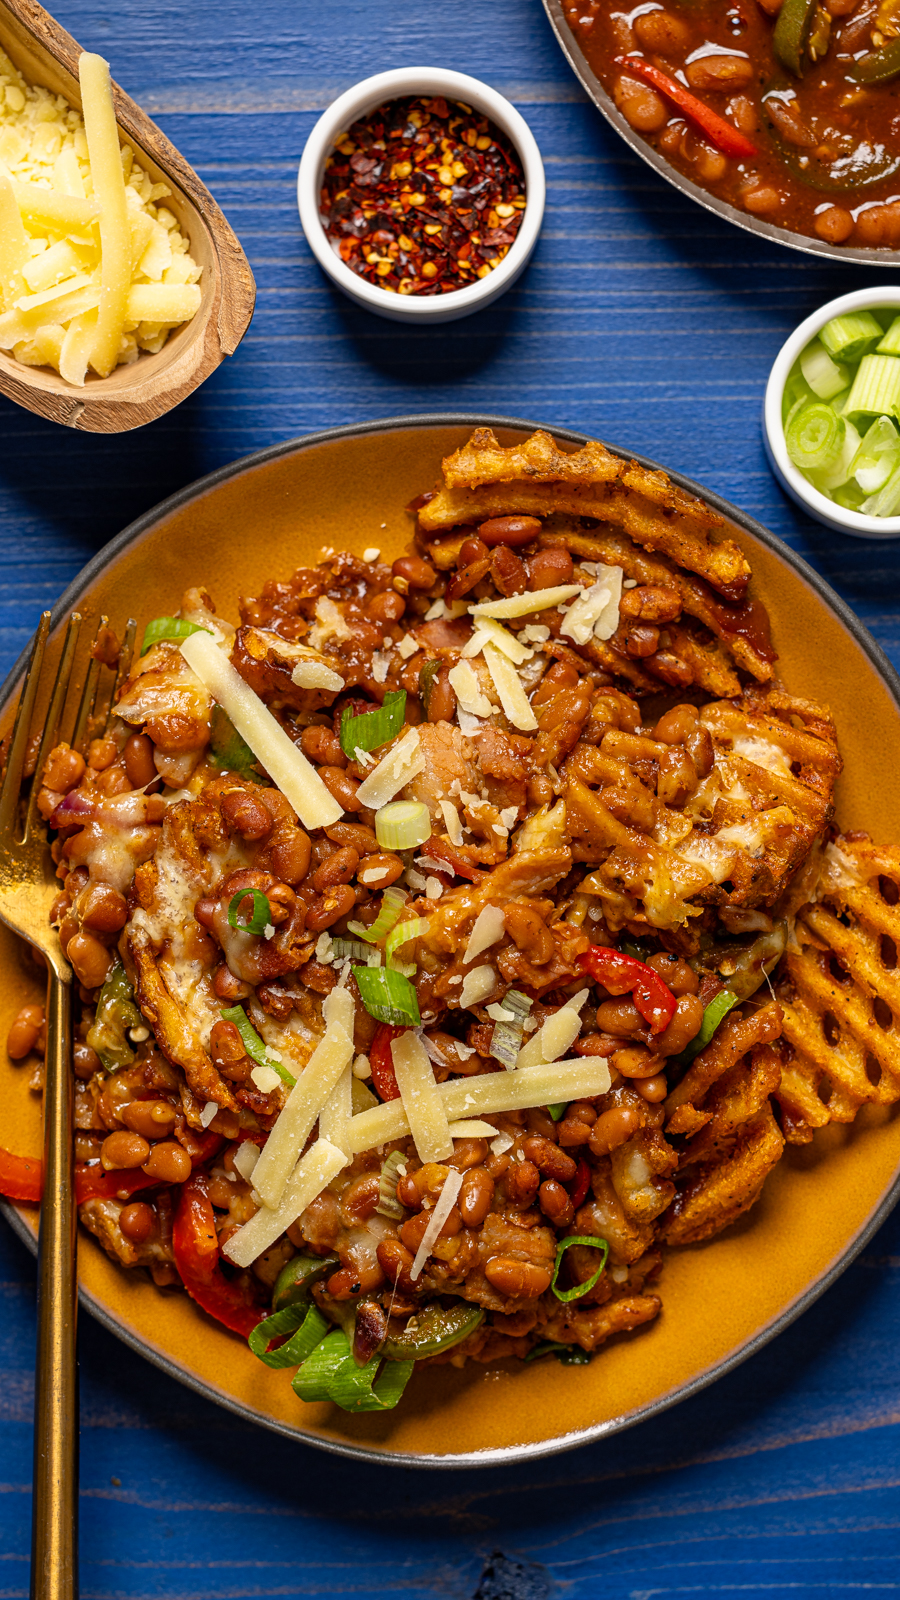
[[4, 415, 900, 1467]]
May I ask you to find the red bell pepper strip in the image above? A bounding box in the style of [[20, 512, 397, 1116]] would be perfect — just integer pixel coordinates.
[[74, 1166, 159, 1204], [568, 1157, 591, 1212], [172, 1173, 262, 1337], [614, 56, 757, 160], [577, 945, 677, 1036], [0, 1148, 42, 1203], [369, 1022, 404, 1102]]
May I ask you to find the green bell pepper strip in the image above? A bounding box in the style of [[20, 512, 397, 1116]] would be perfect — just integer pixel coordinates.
[[524, 1340, 591, 1366], [773, 0, 818, 76], [673, 989, 739, 1068], [849, 36, 900, 84], [86, 961, 142, 1071], [379, 1302, 484, 1360], [271, 1252, 338, 1313], [550, 1234, 609, 1303], [140, 616, 210, 655]]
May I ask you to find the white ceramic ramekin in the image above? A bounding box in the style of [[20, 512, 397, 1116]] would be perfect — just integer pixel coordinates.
[[297, 67, 545, 325], [763, 285, 900, 539]]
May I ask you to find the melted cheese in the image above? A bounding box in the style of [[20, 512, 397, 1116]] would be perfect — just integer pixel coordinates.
[[470, 585, 581, 620], [410, 1168, 463, 1281], [391, 1030, 453, 1163], [732, 736, 792, 778], [180, 631, 341, 829], [482, 642, 538, 732], [250, 1020, 354, 1207], [222, 1139, 349, 1268], [355, 728, 425, 808]]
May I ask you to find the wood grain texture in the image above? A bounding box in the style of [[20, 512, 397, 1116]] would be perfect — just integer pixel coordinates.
[[0, 0, 255, 431], [2, 0, 900, 1591]]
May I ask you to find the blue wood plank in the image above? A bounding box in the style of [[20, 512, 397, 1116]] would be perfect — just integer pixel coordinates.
[[4, 0, 900, 1592]]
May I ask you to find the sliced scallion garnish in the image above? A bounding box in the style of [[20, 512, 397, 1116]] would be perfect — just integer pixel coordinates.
[[375, 1149, 407, 1220], [785, 402, 845, 474], [220, 1005, 296, 1088], [348, 885, 408, 945], [227, 888, 272, 936], [819, 310, 882, 366], [331, 937, 382, 965], [384, 915, 429, 970], [843, 353, 900, 422], [141, 616, 210, 656], [799, 339, 848, 402], [353, 965, 421, 1027], [249, 1303, 330, 1369], [550, 1234, 609, 1303], [340, 689, 406, 759], [375, 799, 432, 851], [291, 1328, 414, 1412]]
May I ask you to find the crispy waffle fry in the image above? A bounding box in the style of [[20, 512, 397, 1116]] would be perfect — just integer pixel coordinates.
[[774, 834, 900, 1142], [662, 1102, 784, 1246], [666, 1002, 784, 1118], [419, 428, 752, 599]]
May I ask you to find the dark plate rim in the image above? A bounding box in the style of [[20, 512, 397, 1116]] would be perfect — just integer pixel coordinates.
[[3, 409, 900, 1469], [540, 0, 900, 268]]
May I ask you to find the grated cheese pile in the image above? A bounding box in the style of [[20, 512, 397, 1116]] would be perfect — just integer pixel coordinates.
[[0, 48, 201, 383]]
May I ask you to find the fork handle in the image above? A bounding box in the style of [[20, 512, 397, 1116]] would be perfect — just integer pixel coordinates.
[[31, 968, 77, 1600]]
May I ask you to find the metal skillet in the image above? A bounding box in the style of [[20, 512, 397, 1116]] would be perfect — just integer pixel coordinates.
[[541, 0, 900, 266]]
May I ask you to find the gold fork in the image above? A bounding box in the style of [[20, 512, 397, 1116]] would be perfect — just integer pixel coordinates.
[[0, 610, 135, 1600]]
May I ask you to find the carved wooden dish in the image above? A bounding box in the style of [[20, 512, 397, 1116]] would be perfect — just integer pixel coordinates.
[[0, 0, 255, 432]]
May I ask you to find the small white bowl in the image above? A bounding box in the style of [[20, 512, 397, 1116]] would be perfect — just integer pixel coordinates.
[[297, 68, 545, 324], [763, 285, 900, 539]]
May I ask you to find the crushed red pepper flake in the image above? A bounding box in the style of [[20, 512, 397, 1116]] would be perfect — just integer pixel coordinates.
[[319, 94, 527, 297]]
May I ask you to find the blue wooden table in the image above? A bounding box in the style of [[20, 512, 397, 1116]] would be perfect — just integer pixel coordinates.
[[3, 2, 900, 1595]]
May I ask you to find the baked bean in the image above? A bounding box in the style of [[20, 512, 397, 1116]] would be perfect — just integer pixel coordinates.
[[614, 74, 668, 132], [221, 789, 273, 841], [397, 1173, 422, 1209], [376, 1237, 417, 1293], [356, 852, 404, 889], [646, 952, 699, 996], [557, 1111, 595, 1148], [325, 820, 378, 855], [742, 184, 781, 215], [327, 1262, 385, 1300], [43, 743, 85, 794], [340, 1172, 381, 1225], [458, 536, 489, 567], [522, 1136, 577, 1182], [595, 999, 643, 1038], [121, 1100, 179, 1139], [122, 733, 156, 789], [268, 827, 312, 885], [504, 903, 554, 964], [623, 624, 659, 659], [101, 1130, 150, 1171], [312, 845, 359, 893], [505, 1158, 539, 1207], [478, 515, 542, 547], [727, 93, 758, 133], [814, 205, 853, 243], [539, 1179, 574, 1228], [7, 1002, 45, 1059], [319, 766, 363, 814], [300, 725, 347, 768], [306, 883, 356, 932], [458, 1167, 494, 1226], [79, 882, 127, 934], [213, 964, 251, 1002], [119, 1200, 155, 1243], [392, 555, 436, 589], [446, 556, 491, 602], [67, 932, 113, 990], [142, 1140, 192, 1183], [685, 54, 753, 92], [633, 8, 690, 52], [635, 1073, 668, 1103], [490, 544, 527, 597], [73, 1040, 100, 1079], [532, 659, 579, 707], [657, 745, 698, 807], [95, 764, 131, 796], [695, 144, 728, 184], [654, 994, 705, 1056], [526, 547, 574, 590], [682, 723, 712, 778], [87, 736, 117, 771], [426, 664, 457, 723], [367, 589, 406, 625], [484, 1256, 552, 1298], [265, 883, 296, 925], [620, 584, 681, 624], [653, 703, 698, 745], [589, 1104, 643, 1156], [611, 1044, 661, 1079], [210, 1020, 247, 1068], [207, 1174, 234, 1209], [223, 866, 274, 897], [648, 650, 693, 689]]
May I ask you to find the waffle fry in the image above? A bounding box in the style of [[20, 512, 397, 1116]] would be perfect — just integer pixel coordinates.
[[775, 834, 900, 1142], [662, 1101, 784, 1246], [418, 428, 752, 599]]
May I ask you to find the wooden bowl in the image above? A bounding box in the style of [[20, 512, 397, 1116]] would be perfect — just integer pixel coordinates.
[[3, 415, 900, 1465], [0, 0, 255, 432]]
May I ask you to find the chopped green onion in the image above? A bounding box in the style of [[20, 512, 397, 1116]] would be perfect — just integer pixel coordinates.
[[227, 888, 272, 936], [331, 937, 382, 965], [353, 965, 420, 1027], [488, 992, 532, 1071], [375, 1150, 407, 1220], [833, 480, 867, 513], [877, 315, 900, 356], [863, 457, 900, 517], [291, 1328, 414, 1412], [850, 414, 900, 494], [290, 1329, 351, 1402], [548, 1103, 567, 1122], [340, 689, 406, 759], [86, 961, 142, 1072], [843, 353, 900, 422], [418, 659, 441, 717], [140, 616, 210, 656], [220, 1005, 296, 1088], [375, 799, 432, 850], [799, 339, 848, 401], [674, 988, 739, 1067], [249, 1303, 330, 1369], [813, 417, 861, 491], [782, 363, 814, 426], [785, 402, 845, 474], [385, 915, 429, 970], [819, 311, 882, 366], [550, 1234, 609, 1303], [524, 1340, 591, 1365], [349, 885, 408, 945], [209, 705, 260, 777]]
